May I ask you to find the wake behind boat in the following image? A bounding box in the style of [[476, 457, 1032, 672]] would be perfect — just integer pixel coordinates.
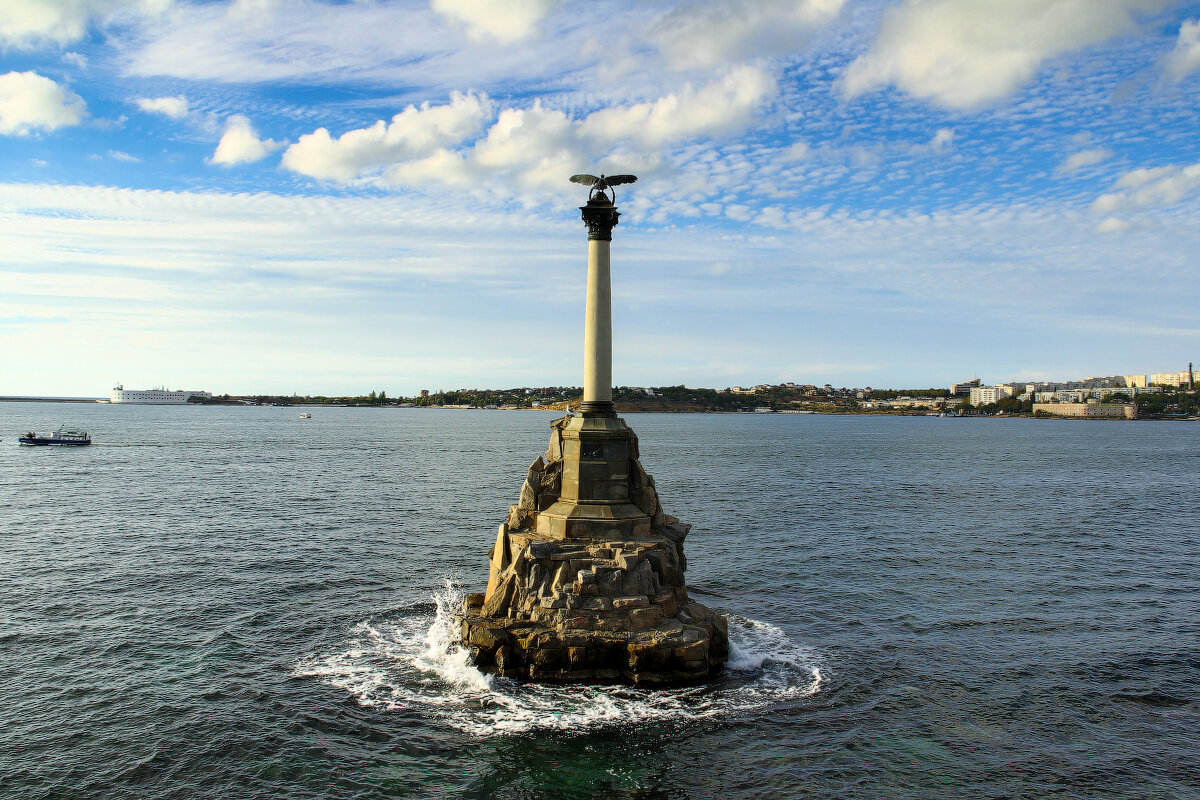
[[19, 429, 92, 446]]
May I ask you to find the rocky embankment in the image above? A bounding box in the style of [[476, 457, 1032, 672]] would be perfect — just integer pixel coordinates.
[[460, 416, 728, 686]]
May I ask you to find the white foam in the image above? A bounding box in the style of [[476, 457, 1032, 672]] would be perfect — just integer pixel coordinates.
[[293, 580, 824, 736]]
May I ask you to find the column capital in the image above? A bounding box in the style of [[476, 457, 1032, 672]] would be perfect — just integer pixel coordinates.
[[580, 197, 620, 241]]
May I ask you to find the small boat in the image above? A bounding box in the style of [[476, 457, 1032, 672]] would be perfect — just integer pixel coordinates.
[[19, 428, 92, 446], [299, 413, 312, 419]]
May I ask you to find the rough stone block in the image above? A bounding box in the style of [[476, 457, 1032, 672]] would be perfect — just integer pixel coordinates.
[[629, 606, 664, 630], [593, 616, 630, 632], [674, 639, 708, 662], [598, 570, 623, 595], [655, 592, 678, 618], [611, 595, 649, 610], [518, 479, 537, 510], [468, 623, 508, 650]]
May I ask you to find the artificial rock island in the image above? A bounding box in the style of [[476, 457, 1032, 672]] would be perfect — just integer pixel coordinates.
[[459, 176, 729, 687]]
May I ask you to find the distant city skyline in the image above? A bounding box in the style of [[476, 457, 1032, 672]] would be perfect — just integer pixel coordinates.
[[2, 0, 1199, 396]]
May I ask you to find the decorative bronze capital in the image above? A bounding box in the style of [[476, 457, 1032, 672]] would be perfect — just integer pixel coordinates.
[[580, 197, 620, 241]]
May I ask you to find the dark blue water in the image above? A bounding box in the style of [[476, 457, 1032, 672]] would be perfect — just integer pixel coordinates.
[[1, 404, 1197, 799]]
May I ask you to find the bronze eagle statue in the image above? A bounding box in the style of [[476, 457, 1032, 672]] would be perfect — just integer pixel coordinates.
[[570, 173, 637, 203]]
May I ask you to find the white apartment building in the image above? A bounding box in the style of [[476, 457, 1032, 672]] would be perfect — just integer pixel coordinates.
[[970, 385, 1015, 405], [1150, 371, 1192, 387]]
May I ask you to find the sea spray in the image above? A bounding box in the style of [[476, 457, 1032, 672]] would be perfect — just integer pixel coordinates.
[[294, 581, 824, 736]]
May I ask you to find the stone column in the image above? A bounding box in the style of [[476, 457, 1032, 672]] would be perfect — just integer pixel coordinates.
[[580, 195, 619, 416]]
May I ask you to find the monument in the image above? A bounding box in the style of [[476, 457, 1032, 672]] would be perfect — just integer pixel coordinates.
[[458, 174, 729, 686]]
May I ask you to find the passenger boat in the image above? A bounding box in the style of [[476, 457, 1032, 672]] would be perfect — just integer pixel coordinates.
[[18, 429, 92, 446], [299, 413, 312, 419]]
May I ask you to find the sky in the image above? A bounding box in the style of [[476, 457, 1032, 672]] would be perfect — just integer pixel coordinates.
[[1, 0, 1199, 397]]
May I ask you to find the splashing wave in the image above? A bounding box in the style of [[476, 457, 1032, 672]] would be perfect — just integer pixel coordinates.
[[293, 581, 823, 736]]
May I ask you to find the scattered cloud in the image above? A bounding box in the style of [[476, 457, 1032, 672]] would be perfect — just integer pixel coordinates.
[[285, 68, 775, 195], [0, 0, 172, 48], [430, 0, 554, 44], [210, 114, 282, 166], [1162, 18, 1200, 82], [0, 71, 87, 135], [906, 127, 957, 155], [135, 94, 189, 119], [108, 149, 139, 162], [1095, 216, 1131, 233], [579, 65, 776, 148], [781, 142, 810, 161], [282, 91, 492, 182], [1092, 161, 1200, 212], [1058, 147, 1113, 174], [62, 51, 88, 69], [648, 0, 847, 71], [840, 0, 1172, 109]]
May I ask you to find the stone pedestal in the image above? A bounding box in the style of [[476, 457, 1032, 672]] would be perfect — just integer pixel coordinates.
[[461, 414, 728, 686]]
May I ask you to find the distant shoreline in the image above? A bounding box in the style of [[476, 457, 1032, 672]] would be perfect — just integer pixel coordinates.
[[1, 396, 1192, 420], [0, 396, 105, 403]]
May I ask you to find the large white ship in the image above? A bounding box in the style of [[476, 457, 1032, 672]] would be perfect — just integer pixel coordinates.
[[109, 384, 212, 404]]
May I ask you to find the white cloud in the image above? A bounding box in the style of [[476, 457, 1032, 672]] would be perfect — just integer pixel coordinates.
[[384, 101, 587, 195], [649, 0, 846, 71], [840, 0, 1171, 109], [1162, 18, 1200, 82], [210, 114, 281, 166], [0, 0, 172, 48], [286, 69, 775, 194], [1091, 162, 1200, 212], [282, 91, 491, 182], [108, 150, 140, 161], [782, 142, 810, 161], [579, 65, 776, 148], [135, 94, 189, 119], [430, 0, 553, 44], [0, 71, 87, 135], [121, 0, 585, 91], [1095, 217, 1131, 233], [1058, 147, 1112, 174]]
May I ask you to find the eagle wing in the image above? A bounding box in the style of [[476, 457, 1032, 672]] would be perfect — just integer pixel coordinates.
[[569, 174, 600, 186], [603, 174, 638, 186]]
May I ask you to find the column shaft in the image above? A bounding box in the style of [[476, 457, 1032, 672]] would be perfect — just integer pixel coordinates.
[[583, 238, 612, 406]]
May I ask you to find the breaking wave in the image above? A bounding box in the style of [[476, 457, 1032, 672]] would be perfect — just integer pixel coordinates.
[[293, 581, 824, 736]]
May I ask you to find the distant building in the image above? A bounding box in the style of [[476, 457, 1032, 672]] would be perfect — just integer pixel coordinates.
[[951, 379, 981, 396], [1150, 368, 1195, 388], [969, 385, 1014, 405], [110, 385, 211, 404], [419, 389, 430, 397], [1124, 375, 1148, 388], [1034, 403, 1136, 419]]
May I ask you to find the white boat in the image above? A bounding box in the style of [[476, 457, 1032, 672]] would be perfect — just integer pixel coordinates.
[[299, 413, 312, 419]]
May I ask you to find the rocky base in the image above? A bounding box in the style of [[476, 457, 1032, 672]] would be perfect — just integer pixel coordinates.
[[460, 534, 728, 686], [461, 413, 728, 687]]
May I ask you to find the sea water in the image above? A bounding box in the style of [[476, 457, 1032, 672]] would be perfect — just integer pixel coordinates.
[[0, 404, 1197, 799]]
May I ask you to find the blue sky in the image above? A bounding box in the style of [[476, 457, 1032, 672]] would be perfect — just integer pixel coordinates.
[[2, 0, 1198, 397]]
